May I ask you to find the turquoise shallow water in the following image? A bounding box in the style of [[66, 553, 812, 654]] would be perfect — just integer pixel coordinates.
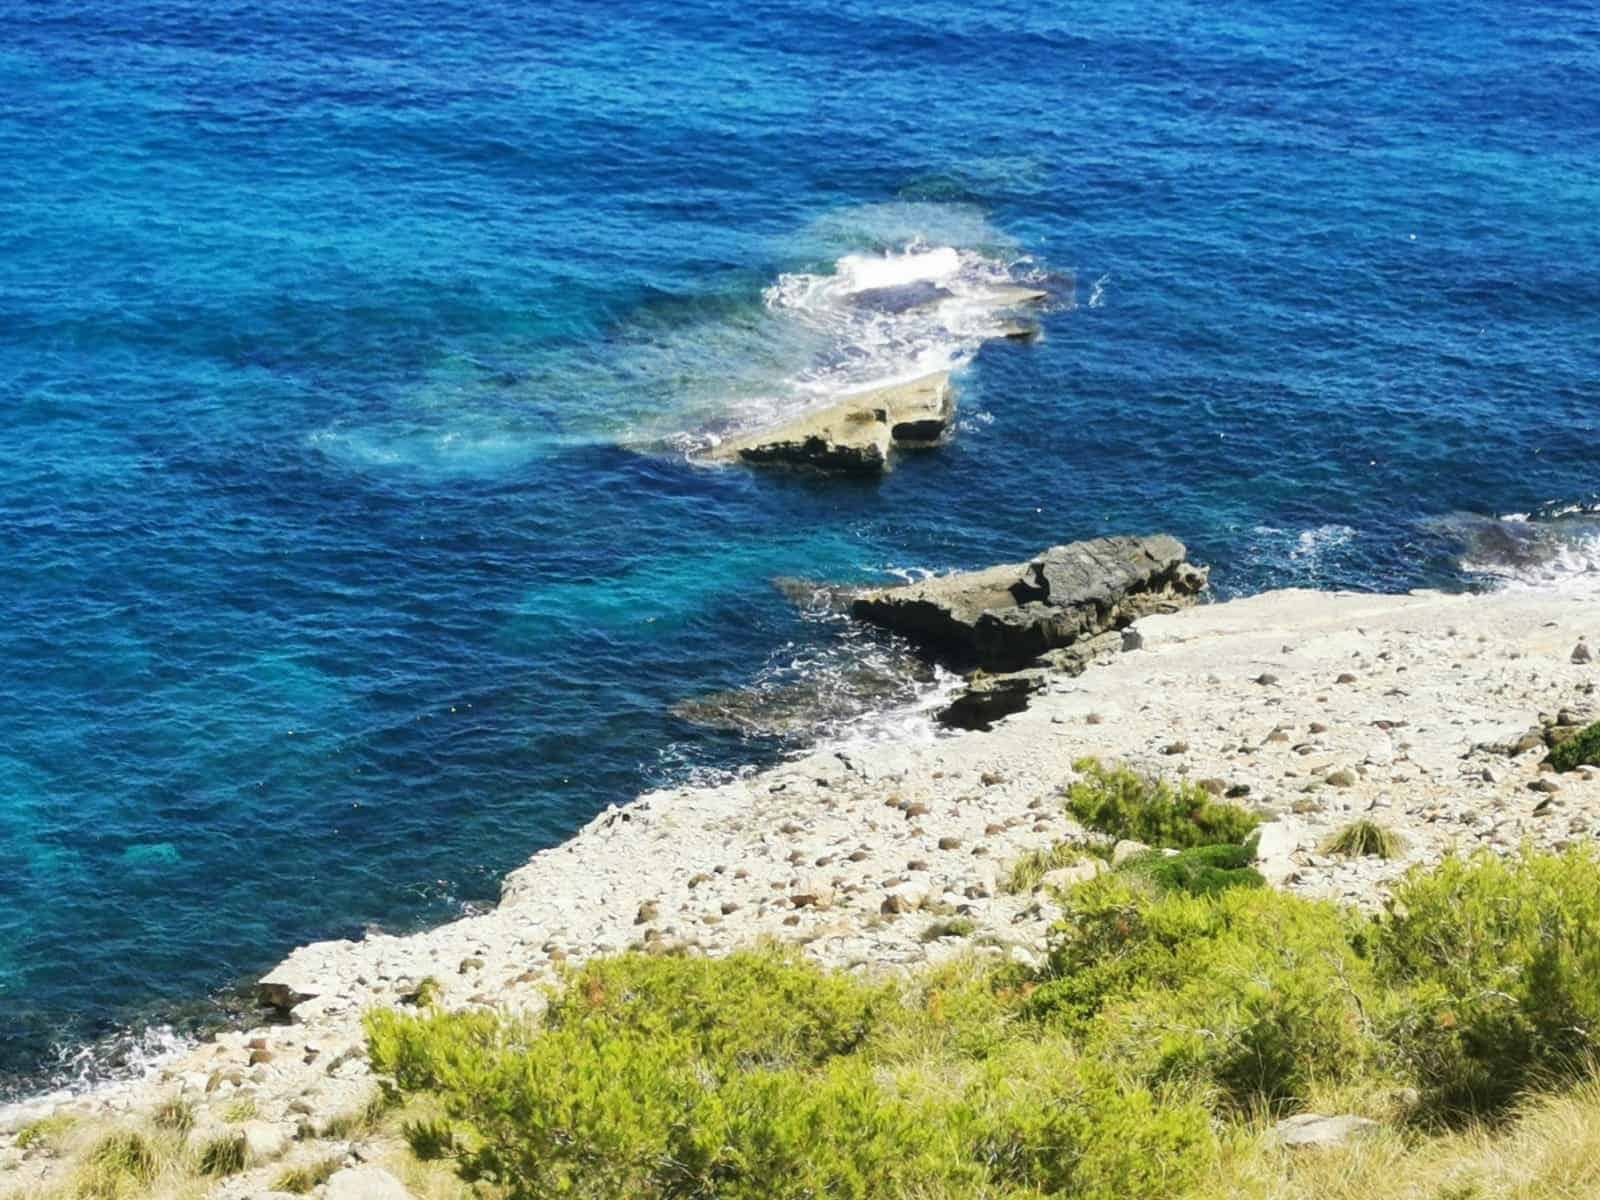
[[3, 0, 1598, 1095]]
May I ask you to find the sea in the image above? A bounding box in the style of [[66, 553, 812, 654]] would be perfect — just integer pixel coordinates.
[[3, 0, 1597, 1098]]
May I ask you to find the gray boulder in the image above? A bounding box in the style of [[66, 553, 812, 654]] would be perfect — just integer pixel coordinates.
[[1273, 1113, 1381, 1150], [852, 535, 1207, 671]]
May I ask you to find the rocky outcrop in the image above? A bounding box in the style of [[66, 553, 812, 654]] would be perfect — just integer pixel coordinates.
[[705, 373, 955, 474], [703, 285, 1048, 475], [852, 535, 1209, 672]]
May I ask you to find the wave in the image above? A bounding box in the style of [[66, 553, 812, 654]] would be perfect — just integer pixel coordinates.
[[1455, 502, 1600, 595]]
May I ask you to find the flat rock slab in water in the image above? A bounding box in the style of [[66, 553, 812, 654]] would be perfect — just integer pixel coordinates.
[[705, 372, 954, 473], [702, 286, 1046, 475]]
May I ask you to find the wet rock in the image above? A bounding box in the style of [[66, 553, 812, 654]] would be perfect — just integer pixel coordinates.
[[936, 671, 1045, 731]]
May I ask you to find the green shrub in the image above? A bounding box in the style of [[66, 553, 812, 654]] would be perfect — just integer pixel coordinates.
[[1067, 758, 1260, 848], [541, 949, 893, 1072], [963, 1048, 1216, 1199], [367, 947, 1223, 1200], [1322, 819, 1405, 859], [76, 1131, 159, 1198], [1377, 847, 1600, 1115], [1549, 720, 1600, 771], [1117, 842, 1266, 896], [196, 1131, 247, 1177], [1028, 875, 1377, 1108]]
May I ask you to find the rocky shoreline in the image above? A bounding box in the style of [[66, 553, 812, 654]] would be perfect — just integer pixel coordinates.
[[3, 556, 1597, 1198]]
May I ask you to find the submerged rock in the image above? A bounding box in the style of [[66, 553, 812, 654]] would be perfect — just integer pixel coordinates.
[[852, 535, 1207, 671], [673, 657, 936, 739]]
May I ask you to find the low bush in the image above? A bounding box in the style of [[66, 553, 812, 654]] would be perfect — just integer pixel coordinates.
[[77, 1131, 159, 1198], [1376, 846, 1600, 1115], [195, 1131, 247, 1177], [1066, 758, 1260, 848], [1117, 842, 1266, 896], [1028, 875, 1377, 1109], [1548, 719, 1600, 771], [366, 948, 1224, 1200]]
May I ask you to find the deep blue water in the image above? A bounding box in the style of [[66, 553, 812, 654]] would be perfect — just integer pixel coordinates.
[[3, 0, 1598, 1095]]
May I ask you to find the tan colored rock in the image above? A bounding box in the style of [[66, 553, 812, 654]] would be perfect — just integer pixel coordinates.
[[705, 372, 954, 474]]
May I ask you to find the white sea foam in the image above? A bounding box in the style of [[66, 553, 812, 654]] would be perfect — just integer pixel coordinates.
[[1461, 510, 1600, 596]]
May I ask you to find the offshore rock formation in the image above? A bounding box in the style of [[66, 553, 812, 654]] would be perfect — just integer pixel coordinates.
[[851, 534, 1209, 672], [704, 372, 956, 474], [702, 286, 1046, 475]]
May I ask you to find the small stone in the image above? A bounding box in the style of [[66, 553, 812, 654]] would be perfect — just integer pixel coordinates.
[[1121, 627, 1143, 651], [937, 836, 962, 851], [1326, 769, 1358, 788], [907, 859, 929, 872], [457, 957, 484, 974], [881, 893, 913, 915], [780, 822, 803, 835], [1039, 861, 1103, 890], [1255, 673, 1279, 686], [1225, 783, 1251, 799], [720, 901, 740, 915], [1574, 641, 1593, 664], [634, 901, 659, 925], [1085, 712, 1103, 725], [984, 823, 1004, 835], [904, 802, 930, 819], [1336, 673, 1358, 684], [1529, 778, 1560, 794], [1162, 741, 1188, 755], [847, 849, 868, 862], [247, 1049, 274, 1066], [1308, 722, 1327, 734], [1111, 839, 1150, 866], [980, 771, 1005, 786], [1196, 778, 1226, 796]]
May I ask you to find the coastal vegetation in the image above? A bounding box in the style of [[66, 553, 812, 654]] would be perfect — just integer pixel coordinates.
[[1065, 758, 1261, 848], [10, 765, 1599, 1200], [347, 844, 1600, 1200], [1549, 719, 1600, 772]]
